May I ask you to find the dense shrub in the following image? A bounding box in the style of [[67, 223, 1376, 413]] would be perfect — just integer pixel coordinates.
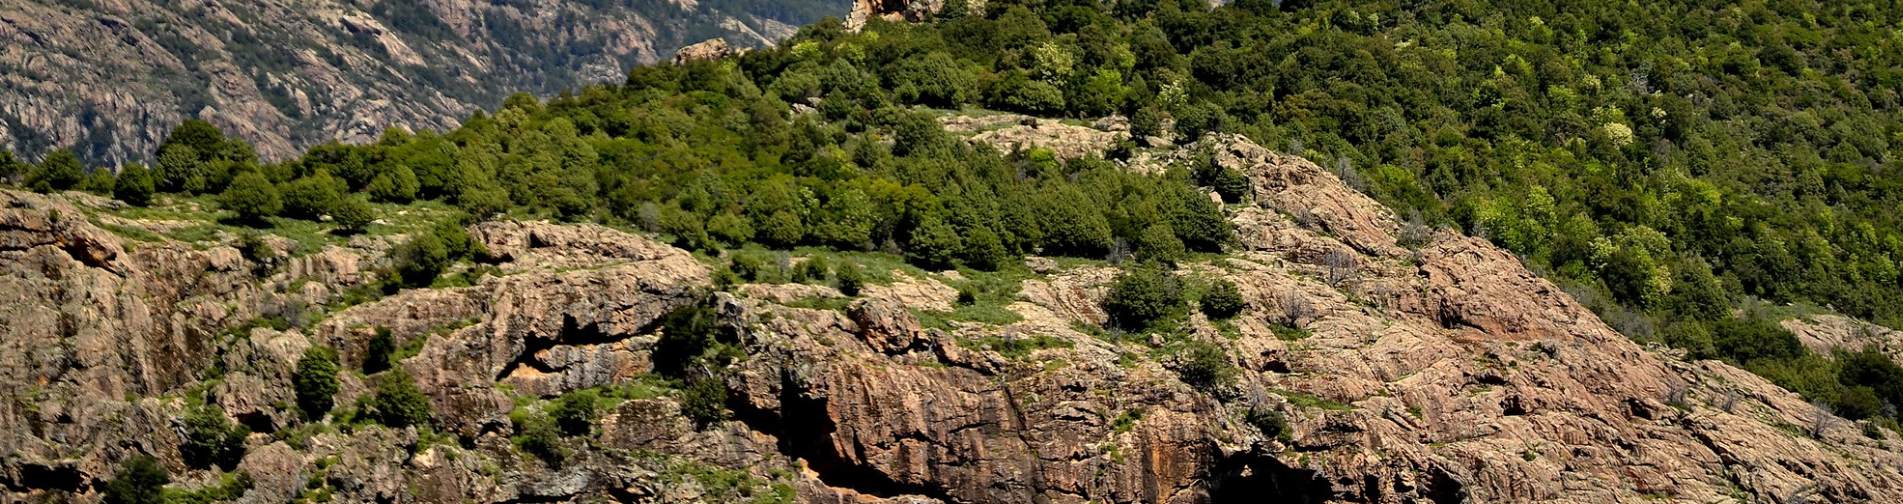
[[101, 455, 169, 504], [836, 263, 865, 296], [1211, 168, 1250, 203], [1171, 341, 1236, 390], [293, 346, 340, 421], [963, 227, 1010, 271], [679, 376, 729, 428], [368, 370, 432, 428], [363, 327, 396, 374], [390, 222, 485, 288], [392, 233, 450, 288], [1710, 317, 1805, 364], [331, 195, 376, 234], [548, 390, 600, 436], [220, 171, 281, 224], [793, 256, 830, 284], [280, 172, 343, 220], [1102, 268, 1185, 331], [1200, 279, 1245, 320], [1245, 406, 1288, 441], [25, 149, 85, 193], [180, 405, 248, 469], [1135, 224, 1186, 265], [512, 410, 565, 466], [0, 149, 20, 182], [114, 163, 156, 206]]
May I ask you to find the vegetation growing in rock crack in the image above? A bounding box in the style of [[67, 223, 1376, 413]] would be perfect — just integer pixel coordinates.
[[367, 370, 433, 428], [101, 455, 169, 504], [180, 404, 249, 470]]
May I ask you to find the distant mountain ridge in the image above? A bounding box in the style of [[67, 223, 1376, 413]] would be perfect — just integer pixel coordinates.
[[0, 0, 849, 165]]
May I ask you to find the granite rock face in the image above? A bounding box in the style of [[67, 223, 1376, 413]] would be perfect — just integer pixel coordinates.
[[674, 38, 740, 65], [0, 0, 845, 165], [5, 131, 1903, 503]]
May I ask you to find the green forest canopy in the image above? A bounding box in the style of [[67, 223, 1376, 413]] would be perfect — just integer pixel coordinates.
[[5, 0, 1903, 426]]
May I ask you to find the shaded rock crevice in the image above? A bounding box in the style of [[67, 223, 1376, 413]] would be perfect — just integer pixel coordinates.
[[727, 368, 966, 503]]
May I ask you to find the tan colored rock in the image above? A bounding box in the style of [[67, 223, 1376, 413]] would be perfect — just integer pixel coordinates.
[[737, 281, 844, 304], [673, 38, 737, 64], [846, 0, 976, 32], [1784, 313, 1903, 361], [943, 113, 1128, 160], [862, 271, 959, 312]]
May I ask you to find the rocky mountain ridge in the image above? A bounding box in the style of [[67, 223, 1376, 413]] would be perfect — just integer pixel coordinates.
[[4, 123, 1901, 502], [0, 0, 846, 165]]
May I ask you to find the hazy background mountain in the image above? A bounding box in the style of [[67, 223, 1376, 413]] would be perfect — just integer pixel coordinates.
[[0, 0, 849, 165]]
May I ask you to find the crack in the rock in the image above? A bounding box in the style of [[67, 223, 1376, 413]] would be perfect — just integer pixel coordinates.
[[996, 373, 1051, 500], [725, 365, 964, 503], [493, 312, 660, 384], [1206, 448, 1337, 504]]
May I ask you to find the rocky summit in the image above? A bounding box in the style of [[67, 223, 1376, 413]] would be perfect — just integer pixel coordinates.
[[0, 0, 846, 165], [4, 125, 1900, 502]]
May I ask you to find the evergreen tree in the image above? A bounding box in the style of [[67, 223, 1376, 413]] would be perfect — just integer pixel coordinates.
[[25, 149, 84, 193], [1135, 223, 1187, 265], [1200, 279, 1245, 319], [101, 455, 169, 504], [293, 346, 340, 421], [114, 162, 156, 206], [280, 171, 344, 220], [179, 404, 248, 469], [392, 232, 451, 288], [156, 144, 206, 193], [220, 171, 282, 224], [905, 212, 963, 269], [962, 227, 1010, 271], [369, 370, 432, 428], [0, 149, 21, 182], [331, 194, 376, 234], [1102, 268, 1185, 331]]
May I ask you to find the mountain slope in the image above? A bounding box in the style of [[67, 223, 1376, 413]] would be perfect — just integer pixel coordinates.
[[0, 0, 846, 164], [6, 1, 1903, 503], [4, 127, 1900, 502]]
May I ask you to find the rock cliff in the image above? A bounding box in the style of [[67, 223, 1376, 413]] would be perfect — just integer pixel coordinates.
[[4, 131, 1902, 503], [0, 0, 846, 165]]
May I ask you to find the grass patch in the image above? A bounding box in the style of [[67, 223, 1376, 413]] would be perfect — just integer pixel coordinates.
[[911, 264, 1034, 328], [958, 334, 1073, 360], [1111, 409, 1142, 434], [781, 296, 853, 312], [1270, 322, 1312, 341], [165, 470, 254, 504], [164, 223, 229, 246], [97, 193, 457, 257], [92, 219, 166, 243], [1276, 390, 1354, 411], [1213, 319, 1242, 339], [632, 452, 796, 504], [787, 247, 929, 285]]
